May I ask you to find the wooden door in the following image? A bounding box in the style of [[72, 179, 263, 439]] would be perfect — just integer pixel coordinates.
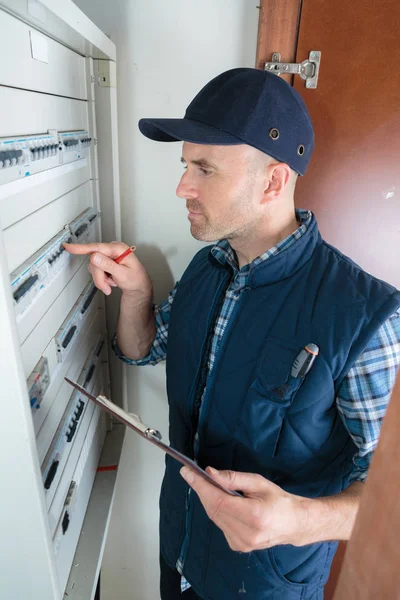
[[333, 370, 400, 599], [293, 0, 400, 289], [257, 0, 400, 596]]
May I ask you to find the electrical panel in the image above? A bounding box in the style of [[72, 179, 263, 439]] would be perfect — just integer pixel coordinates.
[[5, 160, 109, 596], [1, 86, 109, 600], [0, 5, 120, 599]]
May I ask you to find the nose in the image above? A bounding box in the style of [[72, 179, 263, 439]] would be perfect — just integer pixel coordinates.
[[176, 170, 198, 200]]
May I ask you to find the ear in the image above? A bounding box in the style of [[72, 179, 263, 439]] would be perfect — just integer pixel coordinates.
[[261, 163, 291, 203]]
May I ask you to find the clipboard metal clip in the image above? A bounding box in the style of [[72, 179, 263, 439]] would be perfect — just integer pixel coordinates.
[[145, 428, 162, 441], [130, 412, 162, 440]]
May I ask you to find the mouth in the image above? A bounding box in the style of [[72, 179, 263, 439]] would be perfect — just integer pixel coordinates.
[[188, 211, 203, 220], [187, 207, 203, 217]]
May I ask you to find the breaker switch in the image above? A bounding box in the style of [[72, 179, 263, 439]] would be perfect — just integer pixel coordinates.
[[63, 139, 79, 147], [44, 460, 59, 490], [81, 286, 97, 314], [13, 274, 39, 302], [61, 511, 70, 534], [61, 325, 77, 349], [74, 223, 88, 238], [83, 364, 95, 388]]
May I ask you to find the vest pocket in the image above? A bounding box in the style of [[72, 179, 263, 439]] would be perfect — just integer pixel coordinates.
[[267, 540, 333, 590], [248, 549, 307, 594], [235, 338, 306, 461], [255, 337, 306, 405]]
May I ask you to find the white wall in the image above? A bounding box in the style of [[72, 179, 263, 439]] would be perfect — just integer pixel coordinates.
[[73, 1, 259, 598]]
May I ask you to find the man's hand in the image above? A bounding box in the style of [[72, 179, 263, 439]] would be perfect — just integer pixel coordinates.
[[180, 467, 363, 552], [180, 467, 308, 552], [65, 242, 156, 360], [64, 241, 152, 299]]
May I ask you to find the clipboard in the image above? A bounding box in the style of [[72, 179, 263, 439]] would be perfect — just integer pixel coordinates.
[[65, 378, 241, 497]]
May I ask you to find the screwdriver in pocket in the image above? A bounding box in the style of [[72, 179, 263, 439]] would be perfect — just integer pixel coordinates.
[[291, 343, 320, 378]]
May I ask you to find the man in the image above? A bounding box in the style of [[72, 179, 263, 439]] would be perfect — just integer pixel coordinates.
[[66, 69, 400, 599]]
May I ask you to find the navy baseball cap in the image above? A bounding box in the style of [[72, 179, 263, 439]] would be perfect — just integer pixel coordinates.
[[139, 68, 314, 175]]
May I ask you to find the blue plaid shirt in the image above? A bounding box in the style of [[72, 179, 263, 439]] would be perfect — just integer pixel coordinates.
[[113, 210, 400, 590]]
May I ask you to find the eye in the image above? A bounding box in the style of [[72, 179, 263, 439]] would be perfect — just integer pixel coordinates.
[[199, 167, 212, 176]]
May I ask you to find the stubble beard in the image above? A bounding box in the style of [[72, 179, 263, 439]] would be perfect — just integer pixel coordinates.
[[187, 168, 259, 242], [186, 201, 220, 242], [189, 206, 257, 243], [190, 217, 219, 242]]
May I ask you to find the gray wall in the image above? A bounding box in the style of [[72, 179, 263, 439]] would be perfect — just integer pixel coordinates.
[[74, 1, 259, 597]]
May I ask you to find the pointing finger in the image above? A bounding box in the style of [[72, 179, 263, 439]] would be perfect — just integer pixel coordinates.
[[64, 242, 104, 255], [64, 241, 129, 258]]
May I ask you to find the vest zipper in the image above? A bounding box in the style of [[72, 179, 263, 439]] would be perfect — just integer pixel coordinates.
[[176, 487, 192, 576], [187, 273, 231, 447], [177, 284, 250, 576], [176, 272, 230, 576], [196, 287, 250, 457]]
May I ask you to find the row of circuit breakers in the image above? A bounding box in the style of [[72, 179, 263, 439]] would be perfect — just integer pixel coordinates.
[[0, 129, 92, 185], [18, 203, 105, 561], [46, 333, 106, 556], [14, 206, 99, 413]]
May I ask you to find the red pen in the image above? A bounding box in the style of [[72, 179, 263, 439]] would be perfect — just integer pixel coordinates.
[[114, 245, 136, 264]]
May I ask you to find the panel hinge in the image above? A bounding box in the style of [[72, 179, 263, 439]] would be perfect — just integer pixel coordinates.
[[264, 51, 321, 89], [94, 59, 117, 88]]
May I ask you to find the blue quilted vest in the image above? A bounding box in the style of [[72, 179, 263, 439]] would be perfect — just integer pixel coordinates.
[[161, 214, 400, 600]]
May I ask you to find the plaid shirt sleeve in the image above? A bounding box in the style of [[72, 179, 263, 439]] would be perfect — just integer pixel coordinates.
[[336, 308, 400, 483], [112, 282, 179, 366]]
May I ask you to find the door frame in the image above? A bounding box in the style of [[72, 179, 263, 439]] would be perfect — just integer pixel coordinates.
[[255, 2, 347, 597], [256, 0, 302, 84]]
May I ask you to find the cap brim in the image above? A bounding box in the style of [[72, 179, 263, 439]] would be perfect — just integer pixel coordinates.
[[138, 117, 242, 145]]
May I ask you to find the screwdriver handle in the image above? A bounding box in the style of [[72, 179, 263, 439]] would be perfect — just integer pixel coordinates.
[[291, 343, 319, 378]]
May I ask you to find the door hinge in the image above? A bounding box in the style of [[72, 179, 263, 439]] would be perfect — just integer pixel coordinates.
[[264, 51, 321, 89]]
